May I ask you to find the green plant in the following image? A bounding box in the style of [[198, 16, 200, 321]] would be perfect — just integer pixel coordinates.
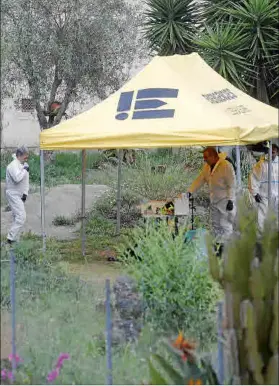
[[144, 0, 279, 107], [90, 188, 142, 228], [143, 0, 200, 55], [119, 222, 221, 347], [208, 200, 279, 384], [0, 236, 155, 385], [52, 215, 76, 226], [125, 155, 192, 200], [148, 332, 219, 385]]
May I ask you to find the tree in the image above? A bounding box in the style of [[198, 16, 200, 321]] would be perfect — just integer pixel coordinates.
[[143, 0, 201, 55], [198, 0, 279, 105], [1, 0, 143, 129], [143, 0, 279, 107]]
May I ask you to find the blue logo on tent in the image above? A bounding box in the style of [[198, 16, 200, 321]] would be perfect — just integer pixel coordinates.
[[115, 88, 179, 120]]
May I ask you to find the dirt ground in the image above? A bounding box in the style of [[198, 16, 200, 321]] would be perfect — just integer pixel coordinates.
[[1, 183, 108, 240]]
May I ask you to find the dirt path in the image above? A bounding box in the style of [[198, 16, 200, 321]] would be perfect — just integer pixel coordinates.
[[1, 184, 108, 240]]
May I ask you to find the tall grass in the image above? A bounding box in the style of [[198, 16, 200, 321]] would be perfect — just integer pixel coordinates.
[[0, 240, 152, 384]]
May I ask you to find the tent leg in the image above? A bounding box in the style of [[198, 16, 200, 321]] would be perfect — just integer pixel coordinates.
[[268, 140, 272, 206], [40, 150, 46, 252], [116, 150, 123, 235], [81, 150, 86, 256], [235, 145, 241, 191]]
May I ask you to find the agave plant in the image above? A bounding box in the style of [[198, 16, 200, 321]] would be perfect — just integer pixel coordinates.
[[144, 0, 279, 107], [200, 0, 235, 24], [194, 23, 253, 91], [143, 0, 201, 55], [226, 0, 279, 104]]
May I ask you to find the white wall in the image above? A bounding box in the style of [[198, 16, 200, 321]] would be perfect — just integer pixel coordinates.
[[1, 98, 41, 150]]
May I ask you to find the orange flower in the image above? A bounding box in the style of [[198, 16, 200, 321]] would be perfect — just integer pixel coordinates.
[[173, 332, 196, 362], [173, 332, 196, 351], [187, 379, 202, 385]]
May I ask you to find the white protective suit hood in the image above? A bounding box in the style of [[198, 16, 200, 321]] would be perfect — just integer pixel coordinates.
[[249, 155, 279, 199], [6, 154, 29, 196]]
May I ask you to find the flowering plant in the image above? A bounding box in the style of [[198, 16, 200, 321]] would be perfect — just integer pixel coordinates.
[[148, 332, 219, 385]]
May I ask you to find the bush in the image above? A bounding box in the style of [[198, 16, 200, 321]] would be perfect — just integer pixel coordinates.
[[89, 188, 142, 229], [119, 222, 221, 348], [124, 154, 194, 200]]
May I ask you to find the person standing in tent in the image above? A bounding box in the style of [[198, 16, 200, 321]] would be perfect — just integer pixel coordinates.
[[187, 147, 236, 256], [5, 146, 30, 245], [248, 143, 279, 232]]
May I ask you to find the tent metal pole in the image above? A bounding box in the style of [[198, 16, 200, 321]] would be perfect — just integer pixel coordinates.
[[268, 140, 272, 206], [81, 150, 87, 256], [40, 150, 46, 252], [116, 150, 123, 235], [236, 145, 241, 190]]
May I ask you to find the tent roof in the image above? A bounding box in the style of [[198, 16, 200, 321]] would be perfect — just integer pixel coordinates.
[[40, 53, 278, 150]]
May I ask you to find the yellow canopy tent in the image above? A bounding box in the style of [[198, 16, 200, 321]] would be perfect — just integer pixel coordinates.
[[40, 53, 278, 149], [39, 53, 278, 253]]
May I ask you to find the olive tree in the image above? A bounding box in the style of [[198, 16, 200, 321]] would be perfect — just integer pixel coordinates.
[[1, 0, 143, 129]]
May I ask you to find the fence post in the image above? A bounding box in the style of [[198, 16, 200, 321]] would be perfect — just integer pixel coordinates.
[[10, 247, 17, 382], [217, 301, 224, 385], [105, 279, 113, 385]]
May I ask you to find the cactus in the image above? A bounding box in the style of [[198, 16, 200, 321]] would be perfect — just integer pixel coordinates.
[[208, 200, 279, 384]]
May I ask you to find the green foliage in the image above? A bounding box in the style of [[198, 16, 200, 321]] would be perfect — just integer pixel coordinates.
[[148, 337, 219, 385], [143, 0, 200, 55], [119, 222, 221, 347], [144, 0, 279, 106], [1, 0, 144, 128], [1, 151, 106, 185], [0, 239, 152, 385], [125, 153, 194, 200], [194, 23, 253, 91], [52, 215, 76, 226], [208, 200, 279, 384]]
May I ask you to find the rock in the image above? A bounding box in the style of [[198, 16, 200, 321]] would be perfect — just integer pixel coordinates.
[[111, 275, 144, 344]]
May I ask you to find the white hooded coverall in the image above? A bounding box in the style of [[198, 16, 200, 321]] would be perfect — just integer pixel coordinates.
[[6, 155, 29, 241], [188, 158, 236, 243], [248, 155, 279, 231]]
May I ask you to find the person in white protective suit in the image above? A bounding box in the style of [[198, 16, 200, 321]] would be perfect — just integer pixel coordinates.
[[248, 143, 279, 232], [5, 146, 30, 244], [187, 147, 236, 256]]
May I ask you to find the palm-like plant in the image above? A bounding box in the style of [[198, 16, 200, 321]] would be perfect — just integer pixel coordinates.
[[144, 0, 279, 107], [143, 0, 201, 55], [200, 0, 235, 24], [194, 23, 253, 91], [226, 0, 279, 104]]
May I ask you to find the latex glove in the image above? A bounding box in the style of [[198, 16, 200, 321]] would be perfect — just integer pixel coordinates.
[[187, 192, 193, 200], [21, 194, 27, 202], [255, 194, 262, 203], [23, 162, 29, 172], [226, 200, 233, 211]]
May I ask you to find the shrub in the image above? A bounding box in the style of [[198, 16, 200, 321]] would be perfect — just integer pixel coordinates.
[[52, 215, 76, 226], [89, 188, 142, 229], [119, 222, 221, 347], [125, 155, 193, 200]]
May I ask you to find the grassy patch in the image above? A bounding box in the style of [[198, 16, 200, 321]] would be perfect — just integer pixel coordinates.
[[52, 215, 76, 227], [0, 239, 154, 385]]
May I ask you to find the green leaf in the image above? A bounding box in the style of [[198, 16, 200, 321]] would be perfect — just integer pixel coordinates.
[[151, 353, 184, 384], [148, 359, 168, 385]]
